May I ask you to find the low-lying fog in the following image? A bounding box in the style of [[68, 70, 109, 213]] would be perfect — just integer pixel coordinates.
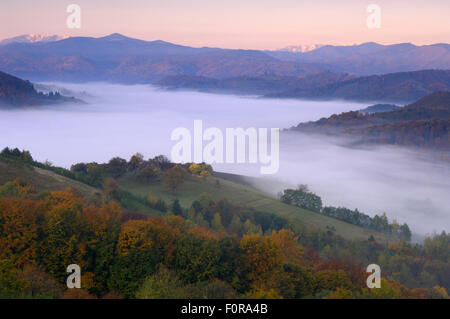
[[0, 83, 448, 235]]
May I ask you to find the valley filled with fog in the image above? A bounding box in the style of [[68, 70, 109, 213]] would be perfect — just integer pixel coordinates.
[[0, 83, 448, 235]]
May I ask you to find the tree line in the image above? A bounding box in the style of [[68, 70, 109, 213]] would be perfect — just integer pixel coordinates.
[[279, 186, 412, 240]]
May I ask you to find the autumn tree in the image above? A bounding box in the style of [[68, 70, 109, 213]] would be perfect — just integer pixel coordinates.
[[128, 152, 144, 171], [165, 165, 187, 194], [238, 234, 282, 292], [135, 164, 159, 183], [103, 178, 121, 201], [0, 197, 40, 266], [106, 157, 127, 178], [39, 190, 88, 281], [150, 155, 172, 170], [174, 233, 221, 283], [189, 163, 212, 180], [116, 220, 153, 256]]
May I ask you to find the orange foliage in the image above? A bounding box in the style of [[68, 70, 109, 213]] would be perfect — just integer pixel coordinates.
[[239, 234, 282, 285], [116, 220, 153, 256], [188, 225, 219, 241], [62, 288, 97, 299], [0, 198, 40, 266], [270, 229, 304, 264]]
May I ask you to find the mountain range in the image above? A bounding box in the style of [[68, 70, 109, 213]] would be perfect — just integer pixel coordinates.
[[0, 33, 448, 82], [0, 33, 324, 83], [157, 72, 354, 95], [268, 42, 450, 75], [0, 33, 449, 103]]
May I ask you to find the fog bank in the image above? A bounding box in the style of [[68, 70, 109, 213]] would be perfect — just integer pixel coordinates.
[[0, 83, 448, 235]]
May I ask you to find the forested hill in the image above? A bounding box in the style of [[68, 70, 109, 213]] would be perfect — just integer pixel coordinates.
[[291, 91, 450, 150], [156, 70, 450, 103], [0, 71, 81, 107], [0, 148, 449, 299], [156, 72, 354, 95], [269, 69, 450, 103]]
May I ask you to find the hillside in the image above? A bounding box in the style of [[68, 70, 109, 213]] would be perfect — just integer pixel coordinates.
[[2, 165, 445, 299], [269, 70, 450, 103], [292, 91, 450, 150], [117, 171, 391, 242], [0, 152, 391, 242], [351, 118, 449, 149], [0, 71, 81, 107], [0, 159, 99, 198]]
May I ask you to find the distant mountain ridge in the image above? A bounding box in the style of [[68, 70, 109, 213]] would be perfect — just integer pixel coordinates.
[[0, 33, 448, 84], [157, 72, 354, 95], [268, 69, 450, 103], [159, 69, 450, 103], [0, 33, 326, 83], [269, 42, 450, 75]]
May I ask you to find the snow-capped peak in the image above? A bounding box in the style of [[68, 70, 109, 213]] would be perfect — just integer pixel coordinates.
[[279, 44, 325, 53], [0, 34, 68, 45]]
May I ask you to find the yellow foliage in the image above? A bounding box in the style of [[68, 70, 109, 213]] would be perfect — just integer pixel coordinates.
[[188, 163, 212, 180], [248, 286, 282, 299], [324, 287, 355, 299], [116, 220, 152, 256]]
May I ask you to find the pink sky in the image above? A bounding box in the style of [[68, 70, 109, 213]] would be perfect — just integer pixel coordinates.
[[0, 0, 449, 49]]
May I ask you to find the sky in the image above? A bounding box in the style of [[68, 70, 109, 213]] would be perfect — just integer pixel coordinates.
[[0, 0, 449, 49]]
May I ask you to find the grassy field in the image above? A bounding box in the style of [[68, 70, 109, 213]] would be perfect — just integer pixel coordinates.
[[118, 171, 392, 242], [0, 160, 100, 198]]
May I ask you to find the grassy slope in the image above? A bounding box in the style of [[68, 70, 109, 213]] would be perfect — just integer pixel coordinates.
[[0, 160, 100, 199], [118, 172, 392, 242], [0, 159, 163, 215]]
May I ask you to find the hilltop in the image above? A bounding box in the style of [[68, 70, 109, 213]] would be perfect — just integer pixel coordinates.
[[0, 157, 99, 199]]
